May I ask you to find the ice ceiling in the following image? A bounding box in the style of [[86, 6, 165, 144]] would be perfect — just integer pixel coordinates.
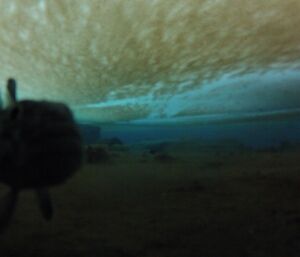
[[0, 0, 300, 124]]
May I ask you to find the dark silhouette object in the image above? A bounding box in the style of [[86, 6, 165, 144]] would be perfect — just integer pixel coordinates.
[[171, 181, 205, 193], [85, 145, 110, 163], [7, 78, 16, 103], [147, 142, 169, 155], [278, 140, 294, 152], [103, 137, 123, 146], [0, 78, 83, 232], [154, 152, 175, 163]]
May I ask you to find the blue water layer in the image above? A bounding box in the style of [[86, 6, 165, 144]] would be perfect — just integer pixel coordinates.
[[98, 117, 300, 149]]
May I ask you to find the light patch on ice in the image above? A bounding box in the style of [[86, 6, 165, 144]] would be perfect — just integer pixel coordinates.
[[38, 0, 46, 12], [19, 30, 30, 41], [149, 69, 300, 119], [5, 2, 16, 14], [73, 69, 300, 124], [76, 82, 165, 109], [80, 4, 90, 14], [100, 56, 109, 66]]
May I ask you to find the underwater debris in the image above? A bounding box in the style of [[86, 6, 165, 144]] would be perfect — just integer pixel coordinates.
[[255, 140, 300, 153], [171, 181, 205, 193], [278, 140, 297, 152], [153, 152, 176, 163], [100, 137, 129, 154], [85, 145, 111, 163], [133, 141, 174, 162], [139, 151, 151, 163], [0, 78, 83, 232], [103, 137, 124, 146], [147, 142, 169, 155]]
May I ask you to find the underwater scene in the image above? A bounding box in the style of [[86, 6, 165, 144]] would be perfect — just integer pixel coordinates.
[[0, 1, 300, 256]]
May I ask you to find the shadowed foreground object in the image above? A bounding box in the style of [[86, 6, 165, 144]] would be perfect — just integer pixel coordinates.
[[0, 79, 83, 232]]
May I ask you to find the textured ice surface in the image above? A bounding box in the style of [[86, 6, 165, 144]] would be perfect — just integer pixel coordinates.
[[0, 0, 299, 124]]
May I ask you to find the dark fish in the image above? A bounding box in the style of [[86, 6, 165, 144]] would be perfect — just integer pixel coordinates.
[[0, 78, 83, 232]]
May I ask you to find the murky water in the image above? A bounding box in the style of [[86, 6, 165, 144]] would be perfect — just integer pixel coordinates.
[[0, 1, 300, 256]]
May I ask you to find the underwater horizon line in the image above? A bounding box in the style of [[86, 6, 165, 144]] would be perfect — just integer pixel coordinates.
[[75, 107, 300, 127], [113, 107, 300, 126]]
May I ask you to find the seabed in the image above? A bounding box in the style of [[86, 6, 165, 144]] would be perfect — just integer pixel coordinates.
[[0, 140, 300, 257]]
